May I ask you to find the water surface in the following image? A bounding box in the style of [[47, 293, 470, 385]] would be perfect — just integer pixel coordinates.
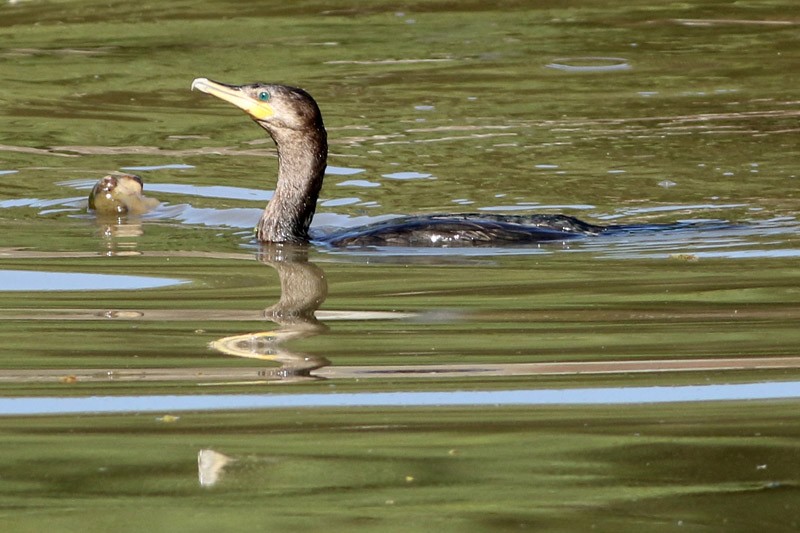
[[0, 0, 798, 530]]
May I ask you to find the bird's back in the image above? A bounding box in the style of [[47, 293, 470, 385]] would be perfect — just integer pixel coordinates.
[[319, 213, 607, 247]]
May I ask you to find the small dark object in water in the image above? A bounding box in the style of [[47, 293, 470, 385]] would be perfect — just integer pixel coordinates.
[[191, 77, 608, 246], [88, 173, 159, 216]]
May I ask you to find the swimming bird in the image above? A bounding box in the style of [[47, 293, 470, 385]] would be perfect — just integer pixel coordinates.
[[191, 78, 607, 246], [88, 173, 159, 216]]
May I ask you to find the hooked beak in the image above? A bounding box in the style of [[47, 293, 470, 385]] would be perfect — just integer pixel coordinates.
[[191, 77, 274, 120]]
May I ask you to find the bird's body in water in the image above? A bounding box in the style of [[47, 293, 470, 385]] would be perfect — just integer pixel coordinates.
[[191, 78, 608, 246], [88, 173, 159, 216]]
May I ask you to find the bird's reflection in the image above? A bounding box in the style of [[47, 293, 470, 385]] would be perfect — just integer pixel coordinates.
[[95, 217, 146, 256], [209, 243, 331, 381]]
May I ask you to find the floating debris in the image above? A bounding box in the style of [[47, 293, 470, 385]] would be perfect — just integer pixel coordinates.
[[669, 253, 699, 262]]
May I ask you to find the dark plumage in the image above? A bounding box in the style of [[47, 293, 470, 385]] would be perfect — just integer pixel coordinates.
[[327, 214, 605, 247], [191, 78, 607, 246]]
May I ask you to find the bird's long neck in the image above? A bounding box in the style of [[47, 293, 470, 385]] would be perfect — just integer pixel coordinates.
[[257, 124, 327, 243]]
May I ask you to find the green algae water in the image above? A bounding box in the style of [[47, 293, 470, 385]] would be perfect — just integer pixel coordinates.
[[0, 0, 799, 530]]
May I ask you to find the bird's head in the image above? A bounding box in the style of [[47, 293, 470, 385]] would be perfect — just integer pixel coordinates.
[[88, 172, 159, 216], [191, 78, 323, 135]]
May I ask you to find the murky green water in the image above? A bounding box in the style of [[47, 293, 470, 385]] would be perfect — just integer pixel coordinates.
[[1, 0, 799, 530]]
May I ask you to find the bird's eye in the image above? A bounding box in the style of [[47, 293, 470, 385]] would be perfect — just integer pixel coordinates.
[[257, 91, 270, 102]]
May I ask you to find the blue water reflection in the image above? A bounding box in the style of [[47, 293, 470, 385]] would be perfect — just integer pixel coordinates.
[[0, 270, 187, 291], [4, 381, 799, 415]]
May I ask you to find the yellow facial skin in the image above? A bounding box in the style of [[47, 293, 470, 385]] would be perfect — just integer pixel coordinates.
[[191, 78, 274, 120]]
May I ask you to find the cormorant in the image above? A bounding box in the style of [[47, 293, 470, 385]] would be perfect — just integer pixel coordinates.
[[191, 78, 607, 246]]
